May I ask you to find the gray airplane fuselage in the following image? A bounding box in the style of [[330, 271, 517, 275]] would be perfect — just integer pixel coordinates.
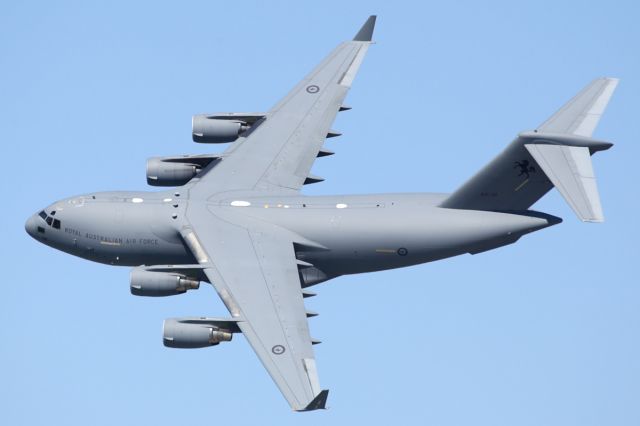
[[25, 189, 558, 280]]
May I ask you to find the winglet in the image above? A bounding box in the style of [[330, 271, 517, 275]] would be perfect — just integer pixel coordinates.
[[298, 390, 329, 411], [353, 15, 376, 41]]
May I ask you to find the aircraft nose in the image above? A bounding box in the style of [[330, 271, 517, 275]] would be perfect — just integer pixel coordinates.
[[25, 214, 38, 238]]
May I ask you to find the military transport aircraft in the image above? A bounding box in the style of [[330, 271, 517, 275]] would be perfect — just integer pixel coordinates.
[[25, 16, 617, 411]]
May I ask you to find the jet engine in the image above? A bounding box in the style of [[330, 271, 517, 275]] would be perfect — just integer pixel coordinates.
[[130, 269, 200, 297], [192, 115, 247, 143], [146, 154, 220, 186], [191, 113, 265, 143], [146, 157, 199, 186], [163, 318, 233, 348]]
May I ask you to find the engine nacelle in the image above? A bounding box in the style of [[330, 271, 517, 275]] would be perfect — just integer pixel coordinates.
[[163, 319, 233, 348], [130, 269, 200, 297], [192, 115, 248, 143], [146, 157, 199, 187]]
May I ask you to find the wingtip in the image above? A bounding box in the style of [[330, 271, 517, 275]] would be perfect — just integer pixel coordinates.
[[297, 389, 329, 411], [600, 77, 620, 89], [353, 15, 377, 41]]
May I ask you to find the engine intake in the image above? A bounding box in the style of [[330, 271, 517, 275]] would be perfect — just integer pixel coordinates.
[[130, 269, 199, 297], [163, 318, 233, 348]]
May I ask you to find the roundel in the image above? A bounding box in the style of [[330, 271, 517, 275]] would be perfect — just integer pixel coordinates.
[[272, 345, 285, 355], [306, 85, 320, 94]]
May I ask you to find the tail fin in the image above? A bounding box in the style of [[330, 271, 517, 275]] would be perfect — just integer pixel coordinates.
[[536, 77, 619, 137], [440, 78, 618, 222]]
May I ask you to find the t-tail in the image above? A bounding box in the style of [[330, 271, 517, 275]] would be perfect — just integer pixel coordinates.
[[440, 78, 618, 222]]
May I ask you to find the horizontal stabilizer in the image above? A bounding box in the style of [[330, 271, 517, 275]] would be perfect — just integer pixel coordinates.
[[525, 144, 604, 222]]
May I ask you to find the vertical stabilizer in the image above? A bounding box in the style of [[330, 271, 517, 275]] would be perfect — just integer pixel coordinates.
[[537, 78, 619, 137], [440, 78, 618, 220]]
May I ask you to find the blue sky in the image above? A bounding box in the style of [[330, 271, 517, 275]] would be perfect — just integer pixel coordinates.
[[2, 1, 639, 424]]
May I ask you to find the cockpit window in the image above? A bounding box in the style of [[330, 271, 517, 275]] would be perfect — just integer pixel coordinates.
[[50, 210, 56, 216], [39, 210, 62, 229], [37, 226, 45, 234]]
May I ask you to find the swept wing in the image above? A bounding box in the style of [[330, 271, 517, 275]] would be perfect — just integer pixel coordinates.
[[190, 16, 376, 196], [181, 16, 377, 410]]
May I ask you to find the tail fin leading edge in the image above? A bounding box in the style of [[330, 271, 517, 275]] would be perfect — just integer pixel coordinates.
[[537, 77, 619, 137], [440, 78, 618, 221]]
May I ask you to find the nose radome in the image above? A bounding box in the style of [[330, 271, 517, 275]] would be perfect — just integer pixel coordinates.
[[25, 215, 38, 238]]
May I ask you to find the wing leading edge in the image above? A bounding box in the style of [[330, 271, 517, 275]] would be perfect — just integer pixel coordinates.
[[190, 16, 376, 197]]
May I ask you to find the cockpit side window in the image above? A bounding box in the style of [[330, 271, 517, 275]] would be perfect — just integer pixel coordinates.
[[52, 219, 61, 229]]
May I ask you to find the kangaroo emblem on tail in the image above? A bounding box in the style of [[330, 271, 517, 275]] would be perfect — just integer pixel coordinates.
[[514, 160, 536, 179]]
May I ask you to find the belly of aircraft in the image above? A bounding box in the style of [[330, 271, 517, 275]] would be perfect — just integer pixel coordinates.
[[220, 193, 552, 277]]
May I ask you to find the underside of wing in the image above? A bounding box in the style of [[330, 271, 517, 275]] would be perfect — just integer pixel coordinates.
[[190, 16, 376, 197], [180, 206, 326, 411]]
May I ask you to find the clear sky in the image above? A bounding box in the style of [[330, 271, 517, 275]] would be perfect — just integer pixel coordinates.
[[2, 1, 639, 425]]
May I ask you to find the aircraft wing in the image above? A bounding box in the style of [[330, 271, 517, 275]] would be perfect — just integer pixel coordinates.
[[180, 207, 327, 411], [190, 16, 376, 196]]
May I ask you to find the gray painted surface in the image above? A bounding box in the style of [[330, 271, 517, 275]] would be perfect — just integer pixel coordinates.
[[24, 15, 616, 411]]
